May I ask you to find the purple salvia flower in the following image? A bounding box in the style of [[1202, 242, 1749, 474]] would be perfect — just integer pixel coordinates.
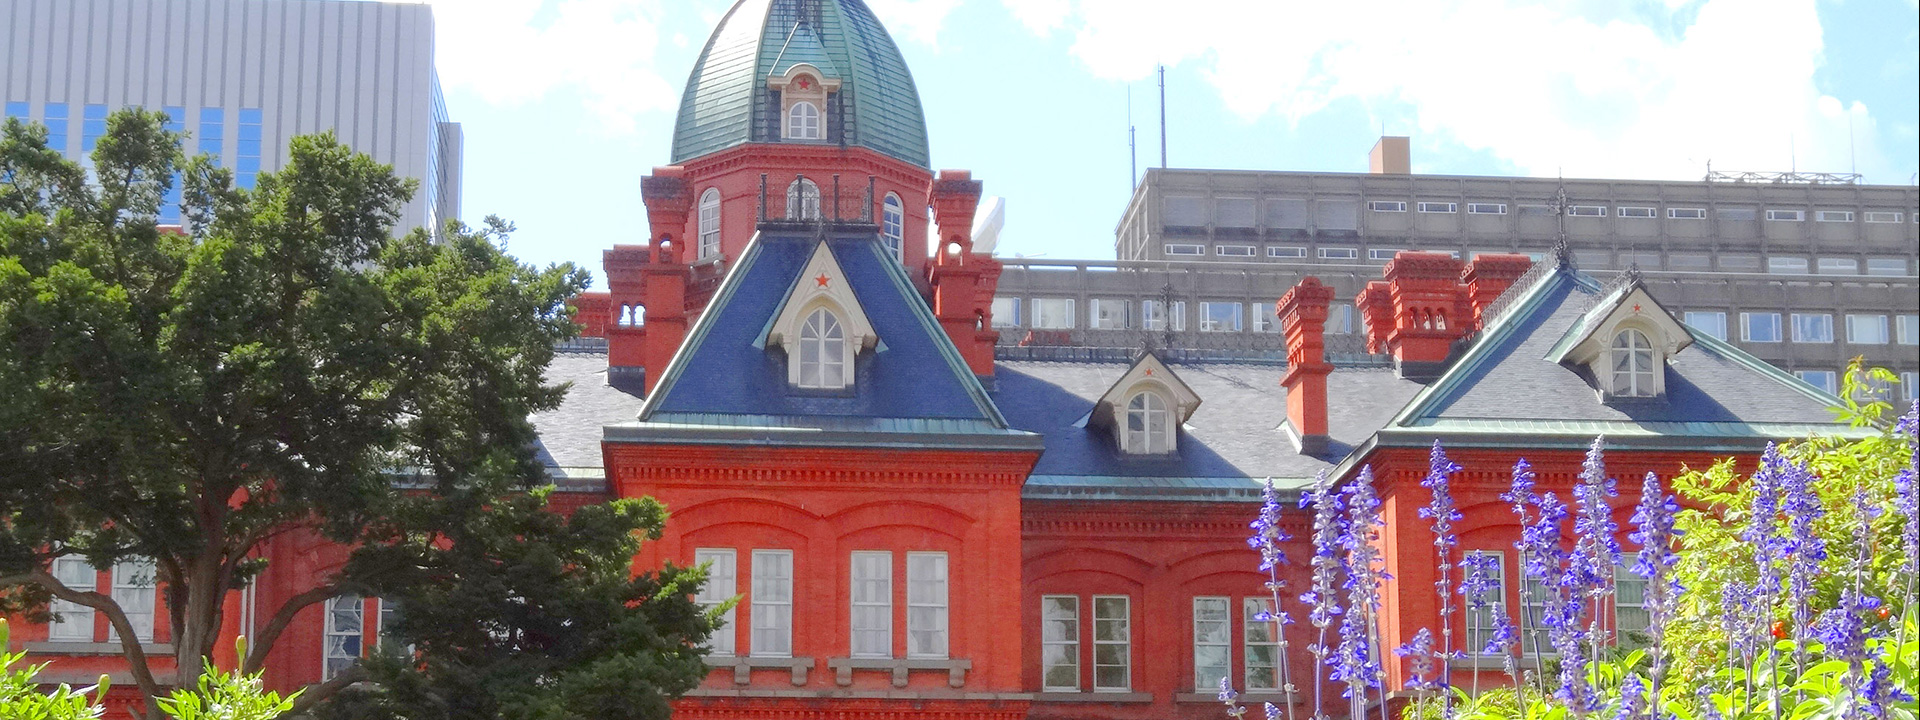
[[1249, 477, 1294, 626], [1420, 441, 1463, 708], [1395, 627, 1439, 692], [1895, 401, 1917, 587], [1502, 458, 1537, 519], [1862, 661, 1915, 720], [1696, 685, 1725, 720], [1745, 444, 1787, 599], [1630, 472, 1683, 719], [1299, 472, 1344, 720], [1570, 438, 1622, 621], [1776, 453, 1825, 670], [1333, 467, 1388, 711], [1614, 674, 1646, 720], [1221, 675, 1248, 719]]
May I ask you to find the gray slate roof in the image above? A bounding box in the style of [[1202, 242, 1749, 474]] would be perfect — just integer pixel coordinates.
[[528, 351, 644, 486]]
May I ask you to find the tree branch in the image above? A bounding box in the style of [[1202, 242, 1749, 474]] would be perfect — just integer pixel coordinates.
[[244, 582, 351, 674], [0, 570, 167, 720], [276, 663, 367, 719]]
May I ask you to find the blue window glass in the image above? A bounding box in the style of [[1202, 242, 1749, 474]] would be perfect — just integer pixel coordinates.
[[44, 103, 69, 155], [4, 101, 27, 120], [158, 107, 187, 225], [235, 108, 262, 189], [198, 107, 224, 159], [82, 104, 108, 152]]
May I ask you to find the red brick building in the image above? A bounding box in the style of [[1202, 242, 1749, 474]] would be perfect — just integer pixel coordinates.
[[8, 1, 1868, 718]]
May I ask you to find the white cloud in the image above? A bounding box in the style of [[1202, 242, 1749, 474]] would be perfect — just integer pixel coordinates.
[[865, 0, 966, 47], [419, 0, 678, 133], [1010, 0, 1903, 182]]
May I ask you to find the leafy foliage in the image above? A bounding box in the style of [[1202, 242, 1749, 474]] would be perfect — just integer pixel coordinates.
[[0, 620, 110, 720], [155, 639, 298, 720]]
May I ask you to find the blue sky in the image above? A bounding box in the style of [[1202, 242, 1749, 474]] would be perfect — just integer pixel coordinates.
[[415, 0, 1920, 276]]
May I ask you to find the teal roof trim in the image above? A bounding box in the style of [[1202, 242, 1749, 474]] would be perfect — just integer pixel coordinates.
[[1681, 322, 1849, 409], [635, 232, 769, 422], [1022, 475, 1310, 503], [769, 22, 839, 78], [860, 238, 1012, 428]]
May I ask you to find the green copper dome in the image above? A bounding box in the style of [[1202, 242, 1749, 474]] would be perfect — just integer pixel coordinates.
[[671, 0, 931, 169]]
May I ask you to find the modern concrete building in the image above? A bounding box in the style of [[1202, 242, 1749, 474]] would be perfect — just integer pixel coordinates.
[[993, 140, 1920, 399], [0, 0, 461, 235]]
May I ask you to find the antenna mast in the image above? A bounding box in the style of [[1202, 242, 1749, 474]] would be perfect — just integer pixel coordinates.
[[1128, 86, 1137, 190], [1158, 64, 1168, 169]]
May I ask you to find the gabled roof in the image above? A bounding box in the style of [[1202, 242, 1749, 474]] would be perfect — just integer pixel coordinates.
[[610, 230, 1036, 451], [768, 22, 839, 79], [1088, 352, 1203, 430], [763, 240, 877, 352], [1545, 272, 1692, 364]]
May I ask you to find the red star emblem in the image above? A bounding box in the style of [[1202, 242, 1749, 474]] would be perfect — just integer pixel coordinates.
[[1144, 368, 1153, 376], [815, 274, 830, 288], [797, 76, 812, 90], [1632, 303, 1642, 313]]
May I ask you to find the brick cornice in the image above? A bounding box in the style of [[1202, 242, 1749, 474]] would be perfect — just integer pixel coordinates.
[[607, 444, 1038, 490], [1020, 502, 1308, 539]]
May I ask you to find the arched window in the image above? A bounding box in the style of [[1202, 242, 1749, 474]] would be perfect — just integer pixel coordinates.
[[1611, 329, 1656, 396], [698, 188, 721, 260], [882, 193, 904, 261], [786, 178, 821, 221], [786, 101, 822, 140], [798, 308, 846, 388], [1125, 391, 1172, 454]]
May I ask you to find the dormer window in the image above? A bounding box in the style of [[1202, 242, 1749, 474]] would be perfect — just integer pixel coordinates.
[[798, 308, 847, 388], [786, 100, 822, 140], [1125, 391, 1173, 454], [1610, 329, 1656, 396]]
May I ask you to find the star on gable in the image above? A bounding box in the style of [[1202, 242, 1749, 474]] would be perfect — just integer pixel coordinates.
[[1632, 303, 1642, 313], [815, 273, 831, 288], [1144, 368, 1154, 376]]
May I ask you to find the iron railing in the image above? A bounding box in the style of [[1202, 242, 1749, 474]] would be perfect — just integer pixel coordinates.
[[756, 173, 876, 229]]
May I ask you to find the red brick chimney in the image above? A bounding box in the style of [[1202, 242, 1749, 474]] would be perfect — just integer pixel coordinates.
[[926, 169, 998, 377], [1276, 277, 1336, 455], [1460, 253, 1533, 330], [1379, 251, 1472, 380], [602, 166, 696, 394], [1354, 281, 1393, 354]]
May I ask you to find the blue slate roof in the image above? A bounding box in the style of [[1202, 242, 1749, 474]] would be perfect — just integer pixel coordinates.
[[613, 230, 1035, 451]]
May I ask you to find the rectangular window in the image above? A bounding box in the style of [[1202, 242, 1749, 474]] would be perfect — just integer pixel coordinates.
[[1142, 300, 1186, 332], [1621, 252, 1661, 269], [1041, 596, 1080, 691], [1614, 552, 1649, 637], [1368, 200, 1407, 212], [1522, 577, 1552, 654], [1199, 302, 1243, 332], [1567, 205, 1607, 217], [160, 107, 186, 226], [1667, 207, 1706, 219], [1903, 372, 1918, 402], [1817, 258, 1860, 275], [1163, 196, 1207, 226], [1768, 256, 1810, 274], [1463, 550, 1507, 654], [1792, 313, 1833, 343], [1815, 210, 1854, 223], [109, 559, 156, 643], [850, 551, 891, 658], [907, 553, 949, 659], [1670, 253, 1711, 270], [1617, 206, 1656, 218], [44, 102, 68, 154], [1867, 258, 1910, 276], [1030, 298, 1076, 329], [1765, 209, 1805, 222], [1215, 245, 1256, 257], [323, 595, 363, 681], [991, 297, 1021, 328], [1368, 248, 1402, 261], [49, 557, 97, 641], [1267, 246, 1306, 258], [1092, 596, 1131, 692], [1193, 597, 1231, 692], [1897, 315, 1918, 345], [236, 108, 262, 189], [1266, 198, 1311, 229], [1417, 202, 1457, 213], [1164, 243, 1205, 256], [1743, 312, 1782, 343], [2, 101, 27, 119], [1796, 370, 1838, 394], [1719, 254, 1762, 271], [376, 598, 408, 657], [1846, 314, 1889, 344], [1717, 207, 1757, 221], [198, 107, 224, 159], [1683, 311, 1728, 341], [1327, 305, 1355, 334], [81, 104, 108, 154], [1319, 247, 1358, 260], [1215, 198, 1257, 228], [751, 550, 794, 657], [1243, 597, 1281, 691], [1467, 203, 1507, 215], [1089, 299, 1129, 330], [1863, 211, 1904, 223], [694, 549, 737, 656], [1574, 250, 1612, 268]]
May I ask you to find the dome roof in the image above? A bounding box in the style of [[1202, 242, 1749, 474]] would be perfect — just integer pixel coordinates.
[[671, 0, 931, 169]]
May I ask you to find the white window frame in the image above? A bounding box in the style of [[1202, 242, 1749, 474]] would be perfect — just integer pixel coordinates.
[[1796, 370, 1839, 394], [1215, 244, 1256, 257], [698, 188, 721, 260], [906, 552, 949, 659], [109, 559, 156, 643], [1867, 258, 1911, 277], [1846, 314, 1889, 345], [786, 178, 821, 220], [1567, 205, 1607, 217], [1198, 301, 1243, 333], [1242, 597, 1282, 691], [1124, 390, 1174, 454], [1742, 312, 1782, 343], [1318, 247, 1358, 260], [1368, 248, 1401, 261], [1667, 207, 1706, 219], [1765, 209, 1805, 222], [1863, 211, 1904, 223], [1041, 595, 1080, 692], [1089, 298, 1128, 330], [1266, 246, 1306, 258], [1768, 256, 1810, 274], [850, 551, 892, 659], [751, 550, 794, 657], [991, 297, 1021, 328], [797, 308, 849, 389], [49, 557, 97, 641], [1467, 203, 1507, 215], [1817, 258, 1860, 275], [1368, 200, 1407, 212], [881, 193, 904, 262], [695, 548, 738, 656], [1462, 550, 1508, 654], [1164, 243, 1205, 256], [786, 100, 822, 140], [1683, 311, 1727, 341], [1092, 595, 1131, 692], [1815, 210, 1854, 223], [1142, 300, 1185, 332], [1416, 201, 1457, 214], [1897, 315, 1918, 346], [1192, 597, 1231, 692], [1902, 372, 1918, 402], [322, 594, 363, 681], [1617, 206, 1656, 218], [1791, 313, 1834, 344], [1614, 552, 1649, 637], [1611, 329, 1657, 397], [1030, 298, 1076, 330]]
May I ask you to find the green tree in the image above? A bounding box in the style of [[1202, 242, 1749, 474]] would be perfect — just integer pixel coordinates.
[[0, 110, 715, 719]]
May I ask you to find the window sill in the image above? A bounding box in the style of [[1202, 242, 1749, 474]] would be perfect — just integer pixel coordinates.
[[1177, 691, 1295, 704], [1448, 654, 1542, 671], [826, 656, 971, 688], [1032, 691, 1154, 703], [703, 655, 814, 686], [23, 641, 171, 656]]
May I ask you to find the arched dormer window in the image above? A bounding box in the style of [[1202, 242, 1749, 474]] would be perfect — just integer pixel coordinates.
[[1125, 391, 1173, 454], [882, 193, 904, 261], [786, 101, 822, 140], [798, 308, 847, 389], [786, 178, 821, 221], [698, 188, 721, 261], [1611, 329, 1656, 396]]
